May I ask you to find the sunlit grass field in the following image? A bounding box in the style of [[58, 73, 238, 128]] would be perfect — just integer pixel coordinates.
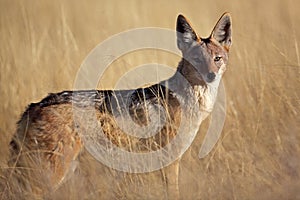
[[1, 0, 299, 199]]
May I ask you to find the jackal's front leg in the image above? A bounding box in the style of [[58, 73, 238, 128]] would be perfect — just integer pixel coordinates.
[[162, 159, 180, 200]]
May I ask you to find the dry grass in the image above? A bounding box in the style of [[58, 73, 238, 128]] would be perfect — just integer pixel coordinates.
[[1, 0, 300, 199]]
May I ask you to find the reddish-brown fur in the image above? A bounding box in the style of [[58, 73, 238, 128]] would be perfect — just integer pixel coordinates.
[[6, 13, 232, 199]]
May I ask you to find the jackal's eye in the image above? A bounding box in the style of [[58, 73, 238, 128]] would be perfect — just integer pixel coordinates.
[[214, 56, 222, 62]]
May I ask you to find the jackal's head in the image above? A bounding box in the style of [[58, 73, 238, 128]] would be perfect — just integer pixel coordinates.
[[176, 13, 232, 85]]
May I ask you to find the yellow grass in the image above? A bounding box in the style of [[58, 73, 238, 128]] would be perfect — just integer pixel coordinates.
[[0, 0, 299, 199]]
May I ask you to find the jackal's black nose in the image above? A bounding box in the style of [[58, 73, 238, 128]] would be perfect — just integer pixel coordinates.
[[207, 72, 216, 81]]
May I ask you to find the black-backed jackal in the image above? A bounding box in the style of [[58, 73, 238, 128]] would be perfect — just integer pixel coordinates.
[[5, 13, 232, 199]]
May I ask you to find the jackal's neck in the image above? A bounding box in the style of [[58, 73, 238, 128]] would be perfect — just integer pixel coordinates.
[[194, 77, 221, 113], [165, 59, 221, 114]]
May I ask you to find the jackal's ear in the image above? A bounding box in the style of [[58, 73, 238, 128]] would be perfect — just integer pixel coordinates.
[[176, 14, 199, 52], [211, 13, 232, 50]]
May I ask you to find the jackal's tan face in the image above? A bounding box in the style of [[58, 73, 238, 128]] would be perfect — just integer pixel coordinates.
[[177, 13, 232, 83]]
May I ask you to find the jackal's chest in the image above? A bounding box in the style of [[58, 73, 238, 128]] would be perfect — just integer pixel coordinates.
[[193, 84, 219, 117]]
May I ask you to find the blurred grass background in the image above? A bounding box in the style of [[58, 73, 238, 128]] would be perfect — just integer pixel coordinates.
[[0, 0, 299, 199]]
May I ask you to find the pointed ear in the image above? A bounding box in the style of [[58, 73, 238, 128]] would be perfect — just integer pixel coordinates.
[[211, 13, 232, 50], [176, 14, 199, 52]]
